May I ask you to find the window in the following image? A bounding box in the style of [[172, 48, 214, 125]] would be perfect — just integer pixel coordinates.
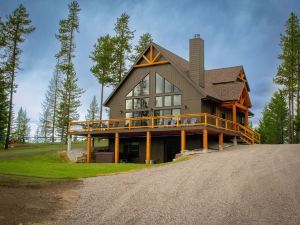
[[155, 96, 163, 107], [164, 96, 172, 106], [126, 90, 133, 97], [155, 73, 180, 94], [141, 98, 149, 108], [132, 75, 149, 96], [133, 99, 141, 109], [125, 112, 132, 118], [172, 109, 181, 116], [173, 95, 181, 106], [164, 79, 172, 93], [126, 99, 133, 110], [156, 73, 164, 94]]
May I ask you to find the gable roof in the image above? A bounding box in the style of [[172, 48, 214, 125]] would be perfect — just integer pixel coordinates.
[[104, 42, 250, 106]]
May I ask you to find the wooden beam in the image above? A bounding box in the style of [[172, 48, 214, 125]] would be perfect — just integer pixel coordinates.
[[181, 130, 186, 153], [203, 129, 208, 152], [152, 51, 161, 62], [142, 55, 151, 64], [133, 61, 169, 68], [114, 132, 119, 163], [245, 110, 249, 127], [86, 133, 91, 163], [232, 104, 237, 130], [146, 131, 151, 164], [219, 132, 224, 151], [150, 45, 153, 63]]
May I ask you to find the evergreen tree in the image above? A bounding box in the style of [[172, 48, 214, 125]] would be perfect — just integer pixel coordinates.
[[130, 33, 153, 63], [90, 34, 115, 120], [39, 104, 52, 142], [111, 13, 135, 86], [0, 17, 8, 147], [4, 5, 35, 149], [40, 63, 61, 143], [273, 12, 300, 143], [55, 1, 83, 143], [85, 96, 99, 121], [257, 91, 288, 144], [13, 107, 30, 143]]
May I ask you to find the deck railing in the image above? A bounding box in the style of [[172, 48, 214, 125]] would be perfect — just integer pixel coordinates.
[[69, 113, 260, 144]]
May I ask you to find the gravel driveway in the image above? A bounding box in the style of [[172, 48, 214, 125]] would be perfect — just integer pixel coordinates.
[[65, 144, 300, 225]]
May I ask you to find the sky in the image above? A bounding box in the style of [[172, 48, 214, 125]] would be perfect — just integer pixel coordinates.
[[1, 0, 299, 135]]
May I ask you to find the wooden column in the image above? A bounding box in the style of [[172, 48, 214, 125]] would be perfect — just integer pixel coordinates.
[[219, 132, 224, 151], [114, 132, 119, 163], [67, 134, 72, 152], [181, 130, 186, 153], [203, 129, 208, 152], [232, 104, 237, 130], [245, 109, 249, 127], [146, 131, 151, 164], [86, 133, 92, 163]]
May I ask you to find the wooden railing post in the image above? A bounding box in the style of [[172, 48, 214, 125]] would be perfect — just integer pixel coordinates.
[[216, 118, 218, 128], [176, 115, 179, 127], [151, 116, 154, 128], [204, 114, 207, 126]]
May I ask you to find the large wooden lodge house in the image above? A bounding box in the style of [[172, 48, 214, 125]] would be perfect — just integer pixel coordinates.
[[68, 35, 260, 163]]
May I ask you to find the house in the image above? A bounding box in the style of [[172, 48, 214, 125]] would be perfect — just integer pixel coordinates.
[[68, 35, 260, 163]]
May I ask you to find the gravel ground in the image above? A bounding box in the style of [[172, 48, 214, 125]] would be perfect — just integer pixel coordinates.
[[65, 144, 300, 225]]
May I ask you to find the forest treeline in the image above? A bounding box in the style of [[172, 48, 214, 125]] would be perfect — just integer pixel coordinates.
[[0, 1, 152, 148], [257, 12, 300, 144]]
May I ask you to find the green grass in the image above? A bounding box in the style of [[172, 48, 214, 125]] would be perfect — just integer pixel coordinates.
[[0, 141, 151, 185], [0, 141, 193, 186]]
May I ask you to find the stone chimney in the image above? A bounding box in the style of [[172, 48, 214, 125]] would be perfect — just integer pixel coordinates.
[[189, 34, 205, 88]]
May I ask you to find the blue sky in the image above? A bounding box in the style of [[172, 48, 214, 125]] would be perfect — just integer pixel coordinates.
[[1, 0, 299, 134]]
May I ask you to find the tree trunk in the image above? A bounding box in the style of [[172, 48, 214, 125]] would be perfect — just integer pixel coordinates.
[[100, 82, 104, 120], [5, 27, 18, 149]]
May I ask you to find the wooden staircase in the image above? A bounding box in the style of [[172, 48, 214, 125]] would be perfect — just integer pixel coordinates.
[[236, 124, 260, 144]]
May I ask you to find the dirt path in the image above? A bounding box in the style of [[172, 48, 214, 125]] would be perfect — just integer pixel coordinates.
[[0, 179, 81, 225], [65, 144, 300, 225]]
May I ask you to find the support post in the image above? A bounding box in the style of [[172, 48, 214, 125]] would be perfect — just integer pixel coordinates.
[[245, 110, 249, 127], [114, 132, 119, 163], [181, 130, 186, 153], [67, 134, 72, 152], [232, 104, 237, 130], [233, 136, 237, 146], [86, 133, 92, 163], [203, 129, 208, 152], [219, 132, 224, 151], [146, 131, 151, 164]]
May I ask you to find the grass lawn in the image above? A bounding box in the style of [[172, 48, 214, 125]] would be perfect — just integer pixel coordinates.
[[0, 141, 151, 185]]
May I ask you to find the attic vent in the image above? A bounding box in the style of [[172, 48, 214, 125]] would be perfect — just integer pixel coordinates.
[[194, 34, 200, 38]]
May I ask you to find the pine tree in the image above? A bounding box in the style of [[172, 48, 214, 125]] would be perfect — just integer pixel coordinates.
[[55, 1, 83, 143], [85, 96, 99, 121], [257, 90, 288, 144], [90, 34, 115, 120], [273, 12, 300, 143], [130, 33, 153, 63], [39, 104, 52, 142], [0, 17, 8, 147], [4, 5, 35, 149], [40, 63, 61, 143], [13, 107, 30, 143], [111, 13, 135, 86]]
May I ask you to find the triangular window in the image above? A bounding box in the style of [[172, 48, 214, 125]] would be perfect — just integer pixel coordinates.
[[126, 74, 149, 97]]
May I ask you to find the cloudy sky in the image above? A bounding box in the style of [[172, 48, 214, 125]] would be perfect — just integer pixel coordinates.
[[1, 0, 299, 135]]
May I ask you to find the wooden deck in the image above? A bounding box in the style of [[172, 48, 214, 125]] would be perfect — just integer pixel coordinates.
[[69, 113, 260, 144]]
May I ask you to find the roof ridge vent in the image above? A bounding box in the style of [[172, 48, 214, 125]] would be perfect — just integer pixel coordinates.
[[194, 34, 200, 38]]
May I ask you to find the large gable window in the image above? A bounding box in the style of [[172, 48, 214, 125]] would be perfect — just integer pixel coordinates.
[[154, 73, 182, 115], [125, 74, 150, 125]]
